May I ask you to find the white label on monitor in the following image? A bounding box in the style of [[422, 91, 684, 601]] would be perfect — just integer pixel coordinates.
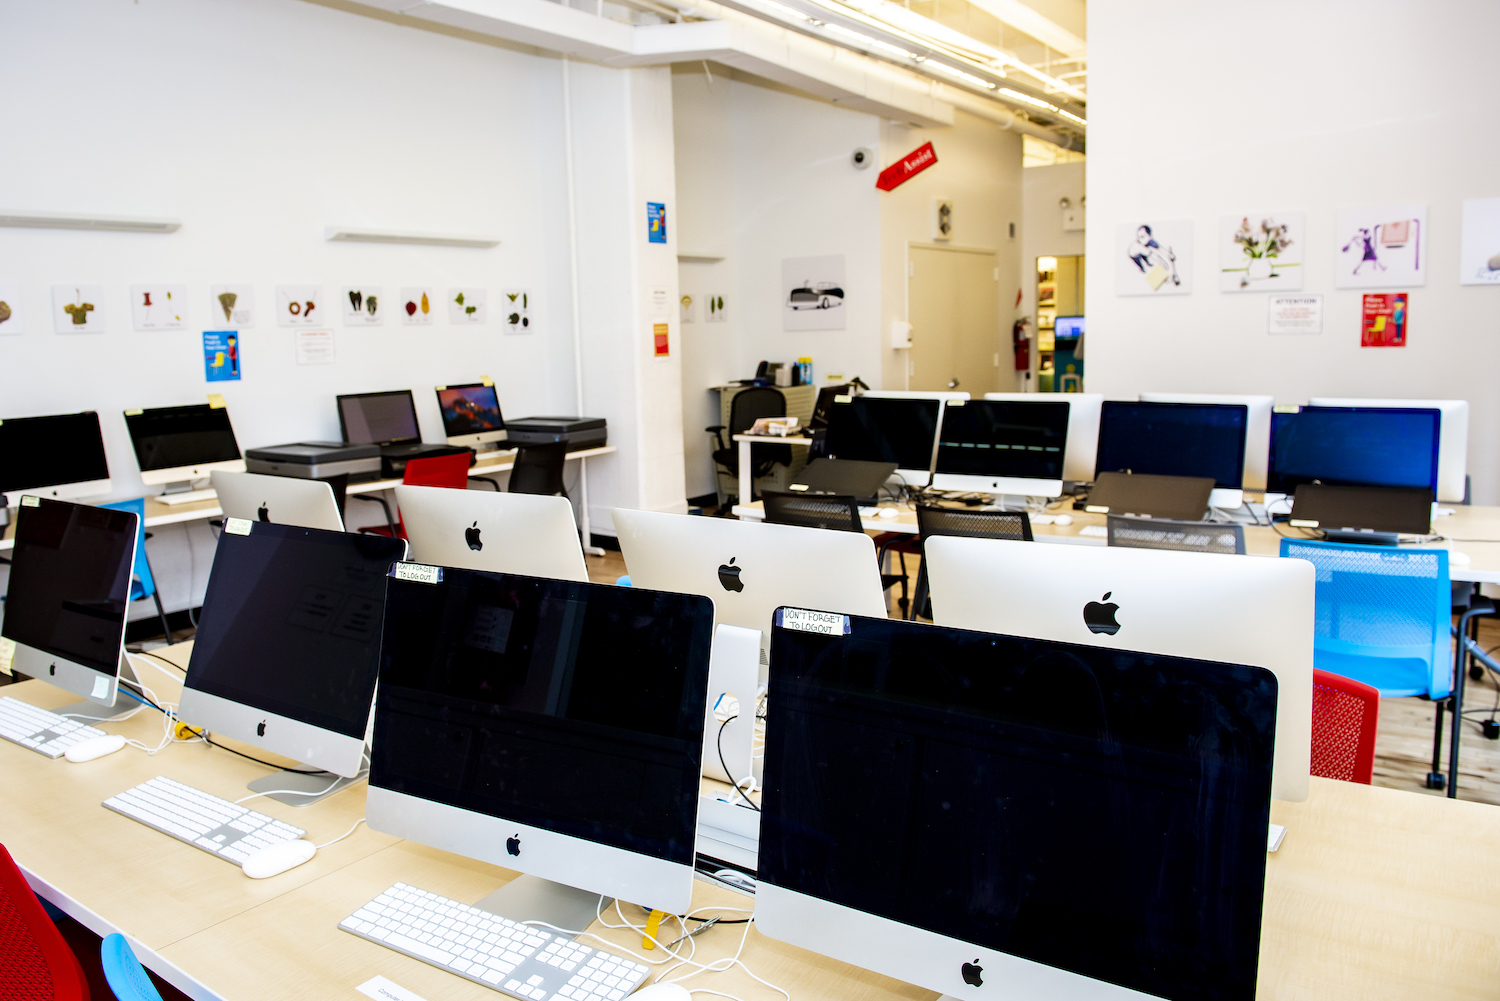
[[947, 399, 965, 407], [789, 483, 809, 491], [1084, 505, 1109, 514], [0, 637, 14, 676], [1289, 519, 1319, 528], [393, 562, 442, 584], [834, 394, 851, 404], [224, 517, 253, 536], [20, 495, 39, 507], [778, 608, 849, 635], [91, 676, 110, 699]]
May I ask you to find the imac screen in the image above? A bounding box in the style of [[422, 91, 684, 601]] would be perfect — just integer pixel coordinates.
[[1268, 407, 1440, 494], [125, 404, 241, 471], [437, 385, 505, 436], [338, 391, 421, 445], [760, 612, 1275, 1001], [825, 396, 941, 472], [371, 570, 714, 865], [0, 412, 110, 495], [1095, 401, 1249, 489], [934, 400, 1069, 480]]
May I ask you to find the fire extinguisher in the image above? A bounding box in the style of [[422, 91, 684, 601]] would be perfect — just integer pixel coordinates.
[[1012, 317, 1032, 371]]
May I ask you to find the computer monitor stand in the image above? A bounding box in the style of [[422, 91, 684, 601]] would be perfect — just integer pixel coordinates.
[[0, 505, 9, 529], [246, 767, 366, 807], [471, 875, 615, 938], [53, 654, 144, 721]]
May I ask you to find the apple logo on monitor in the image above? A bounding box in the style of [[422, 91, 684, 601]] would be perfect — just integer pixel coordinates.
[[506, 834, 521, 856], [465, 521, 483, 552], [257, 502, 270, 522], [961, 960, 984, 987], [256, 720, 267, 736], [717, 557, 744, 593], [1083, 592, 1121, 635]]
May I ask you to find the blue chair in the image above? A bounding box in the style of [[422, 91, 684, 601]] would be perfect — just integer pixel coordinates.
[[101, 932, 164, 1001], [100, 498, 174, 643]]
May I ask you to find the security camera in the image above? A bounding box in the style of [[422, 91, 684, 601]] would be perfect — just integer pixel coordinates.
[[852, 147, 874, 170]]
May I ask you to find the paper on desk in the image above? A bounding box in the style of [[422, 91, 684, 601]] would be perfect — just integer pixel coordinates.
[[356, 975, 430, 1001]]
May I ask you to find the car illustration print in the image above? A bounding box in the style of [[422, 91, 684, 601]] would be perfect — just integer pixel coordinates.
[[788, 281, 845, 310]]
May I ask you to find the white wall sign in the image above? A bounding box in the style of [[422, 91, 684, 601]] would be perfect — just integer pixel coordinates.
[[448, 287, 487, 324], [399, 287, 434, 326], [782, 255, 846, 330], [342, 286, 383, 326], [210, 284, 254, 327], [276, 285, 323, 327], [1115, 221, 1192, 295], [1459, 198, 1500, 285], [0, 283, 21, 334], [1334, 204, 1426, 288], [1220, 212, 1304, 291], [52, 285, 105, 333], [130, 284, 187, 330], [294, 328, 335, 365], [1268, 294, 1323, 334]]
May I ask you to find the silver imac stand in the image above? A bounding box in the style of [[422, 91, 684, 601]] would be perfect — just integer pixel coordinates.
[[471, 875, 614, 939], [246, 768, 366, 807], [54, 652, 143, 721]]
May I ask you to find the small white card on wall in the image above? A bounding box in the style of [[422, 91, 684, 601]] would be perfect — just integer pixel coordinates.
[[53, 285, 105, 333], [1268, 294, 1323, 334], [294, 328, 335, 365], [400, 287, 434, 326], [501, 289, 530, 333], [130, 284, 187, 330], [276, 285, 323, 327], [210, 284, 254, 327], [449, 288, 487, 324], [0, 283, 21, 334], [343, 286, 383, 326]]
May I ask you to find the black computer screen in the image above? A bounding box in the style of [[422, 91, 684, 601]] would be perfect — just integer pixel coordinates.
[[370, 569, 714, 866], [436, 384, 505, 436], [1094, 401, 1248, 489], [0, 412, 110, 495], [933, 400, 1070, 480], [1, 498, 134, 675], [1267, 407, 1440, 494], [825, 397, 940, 471], [760, 612, 1275, 1001], [124, 404, 241, 471], [185, 523, 406, 737], [338, 391, 421, 445]]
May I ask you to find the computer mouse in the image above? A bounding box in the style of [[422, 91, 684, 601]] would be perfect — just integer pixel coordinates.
[[627, 984, 692, 1001], [241, 839, 318, 879], [878, 507, 898, 519], [1053, 514, 1073, 526], [1451, 550, 1471, 566], [64, 734, 127, 763]]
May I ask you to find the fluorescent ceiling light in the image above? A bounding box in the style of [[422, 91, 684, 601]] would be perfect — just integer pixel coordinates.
[[325, 226, 499, 248], [822, 21, 920, 59], [0, 210, 180, 234], [927, 61, 998, 89]]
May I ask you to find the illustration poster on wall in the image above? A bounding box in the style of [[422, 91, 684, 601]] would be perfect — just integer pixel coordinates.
[[653, 322, 669, 357], [342, 287, 383, 326], [705, 294, 727, 323], [276, 285, 322, 327], [52, 285, 105, 333], [400, 287, 434, 326], [449, 288, 487, 324], [782, 256, 845, 331], [679, 295, 696, 324], [131, 284, 187, 330], [1459, 198, 1500, 285], [1115, 221, 1192, 295], [210, 284, 254, 327], [1361, 293, 1407, 347], [295, 328, 336, 365], [203, 331, 242, 381], [0, 283, 21, 334], [647, 202, 667, 244], [502, 289, 530, 333], [1335, 205, 1426, 288], [1267, 294, 1323, 334], [1220, 213, 1303, 291]]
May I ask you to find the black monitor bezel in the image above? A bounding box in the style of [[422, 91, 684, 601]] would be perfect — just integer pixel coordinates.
[[336, 389, 422, 446], [0, 411, 111, 495], [123, 403, 242, 472]]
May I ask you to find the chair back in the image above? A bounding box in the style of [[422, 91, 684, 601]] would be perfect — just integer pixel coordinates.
[[509, 442, 568, 496], [728, 387, 786, 434], [763, 491, 863, 532], [99, 497, 155, 600], [401, 452, 471, 489], [102, 933, 164, 1000], [1309, 668, 1380, 784], [916, 505, 1032, 543], [1280, 538, 1450, 698], [0, 843, 89, 1001], [1107, 516, 1244, 555]]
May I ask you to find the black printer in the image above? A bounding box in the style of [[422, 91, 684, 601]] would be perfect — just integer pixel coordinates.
[[244, 441, 382, 482], [506, 417, 608, 450]]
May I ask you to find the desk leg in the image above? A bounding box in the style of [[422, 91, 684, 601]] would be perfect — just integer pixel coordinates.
[[738, 439, 752, 507], [578, 455, 604, 557]]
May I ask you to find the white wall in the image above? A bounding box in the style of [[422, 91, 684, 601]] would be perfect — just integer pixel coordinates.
[[1086, 0, 1500, 501]]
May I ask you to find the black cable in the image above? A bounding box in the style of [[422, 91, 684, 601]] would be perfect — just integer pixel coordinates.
[[114, 684, 326, 773], [131, 649, 187, 673], [716, 714, 759, 812]]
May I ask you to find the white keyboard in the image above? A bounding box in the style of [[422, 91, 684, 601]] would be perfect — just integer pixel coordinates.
[[0, 696, 107, 758], [1079, 525, 1108, 538], [156, 488, 217, 506], [340, 883, 649, 1001], [103, 776, 305, 865]]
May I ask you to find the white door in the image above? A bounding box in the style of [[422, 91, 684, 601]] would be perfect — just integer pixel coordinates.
[[908, 246, 1001, 394]]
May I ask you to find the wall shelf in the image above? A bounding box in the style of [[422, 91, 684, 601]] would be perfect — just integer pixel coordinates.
[[325, 226, 499, 248], [677, 253, 725, 263], [0, 210, 180, 234]]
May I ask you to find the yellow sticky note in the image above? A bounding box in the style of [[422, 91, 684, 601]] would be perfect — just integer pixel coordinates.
[[0, 637, 14, 676], [481, 375, 494, 387], [1146, 265, 1171, 290], [207, 393, 226, 409]]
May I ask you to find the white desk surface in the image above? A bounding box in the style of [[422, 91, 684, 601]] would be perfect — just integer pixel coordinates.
[[731, 433, 814, 446]]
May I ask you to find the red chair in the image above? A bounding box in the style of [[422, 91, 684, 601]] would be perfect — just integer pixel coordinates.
[[360, 452, 472, 540], [1310, 668, 1381, 784], [0, 843, 90, 1001]]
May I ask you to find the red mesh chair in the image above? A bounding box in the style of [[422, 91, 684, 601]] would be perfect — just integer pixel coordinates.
[[359, 452, 473, 539], [0, 843, 89, 1001], [1310, 668, 1381, 784]]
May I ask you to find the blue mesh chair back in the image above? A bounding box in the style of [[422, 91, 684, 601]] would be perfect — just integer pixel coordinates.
[[1280, 539, 1450, 698], [99, 498, 156, 601]]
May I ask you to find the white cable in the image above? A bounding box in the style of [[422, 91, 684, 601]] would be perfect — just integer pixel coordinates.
[[234, 775, 344, 805], [127, 650, 187, 684], [315, 817, 365, 849]]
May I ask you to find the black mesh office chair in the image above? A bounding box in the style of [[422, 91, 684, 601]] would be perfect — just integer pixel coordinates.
[[762, 491, 863, 532], [708, 387, 791, 507], [509, 442, 568, 497], [1106, 516, 1245, 555], [910, 505, 1033, 620]]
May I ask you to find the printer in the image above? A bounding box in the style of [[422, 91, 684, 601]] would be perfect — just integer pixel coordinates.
[[244, 441, 382, 482], [506, 417, 608, 450]]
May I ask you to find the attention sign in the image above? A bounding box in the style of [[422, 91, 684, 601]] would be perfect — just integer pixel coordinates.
[[876, 143, 938, 192]]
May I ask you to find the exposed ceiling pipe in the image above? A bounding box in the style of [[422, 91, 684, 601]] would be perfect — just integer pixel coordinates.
[[937, 85, 1084, 151]]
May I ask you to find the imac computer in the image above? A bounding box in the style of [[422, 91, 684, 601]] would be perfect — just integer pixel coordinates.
[[1139, 392, 1275, 494], [210, 470, 346, 532], [124, 403, 246, 504], [1267, 407, 1440, 496], [930, 398, 1070, 497], [1306, 397, 1467, 502], [395, 485, 587, 582], [984, 392, 1103, 483], [2, 497, 141, 715], [923, 535, 1313, 802], [179, 521, 407, 801], [338, 389, 422, 446], [756, 609, 1275, 1001], [1096, 401, 1250, 510], [436, 382, 508, 452], [366, 566, 714, 920], [823, 394, 942, 486], [0, 412, 112, 519]]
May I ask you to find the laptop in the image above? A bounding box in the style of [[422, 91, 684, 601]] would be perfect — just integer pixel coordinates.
[[791, 458, 897, 504], [1085, 471, 1215, 521], [336, 390, 470, 476], [1289, 483, 1433, 542]]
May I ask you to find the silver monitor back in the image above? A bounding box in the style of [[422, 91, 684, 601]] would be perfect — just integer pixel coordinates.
[[396, 485, 587, 581], [211, 470, 344, 532]]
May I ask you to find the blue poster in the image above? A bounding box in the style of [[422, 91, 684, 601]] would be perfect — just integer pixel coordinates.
[[204, 330, 241, 382], [647, 202, 667, 244]]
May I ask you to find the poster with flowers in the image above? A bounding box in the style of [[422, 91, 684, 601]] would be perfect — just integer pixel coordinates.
[[1220, 212, 1304, 291]]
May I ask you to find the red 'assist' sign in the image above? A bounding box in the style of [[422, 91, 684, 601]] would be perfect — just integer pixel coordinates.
[[875, 142, 937, 191]]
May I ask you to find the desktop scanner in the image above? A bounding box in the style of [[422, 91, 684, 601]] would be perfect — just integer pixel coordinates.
[[791, 458, 897, 502], [1085, 471, 1216, 521], [245, 441, 381, 482]]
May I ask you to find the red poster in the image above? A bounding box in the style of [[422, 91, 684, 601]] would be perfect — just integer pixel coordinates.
[[653, 322, 670, 357], [875, 142, 938, 192], [1361, 293, 1407, 347]]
